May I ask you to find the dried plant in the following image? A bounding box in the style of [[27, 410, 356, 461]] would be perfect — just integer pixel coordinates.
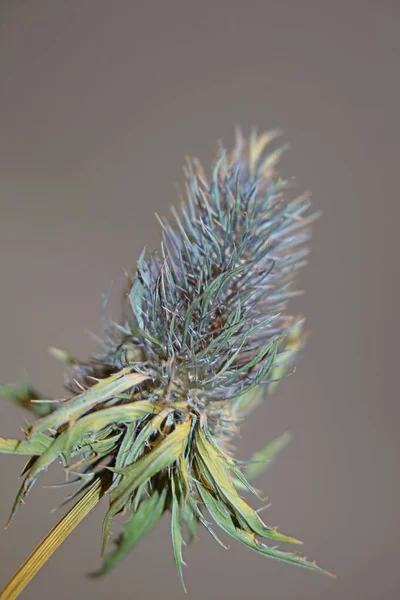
[[0, 130, 333, 598]]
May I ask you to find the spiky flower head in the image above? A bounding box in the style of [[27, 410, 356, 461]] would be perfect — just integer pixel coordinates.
[[0, 130, 332, 598]]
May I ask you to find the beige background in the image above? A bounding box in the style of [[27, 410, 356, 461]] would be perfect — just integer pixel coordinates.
[[0, 1, 397, 599]]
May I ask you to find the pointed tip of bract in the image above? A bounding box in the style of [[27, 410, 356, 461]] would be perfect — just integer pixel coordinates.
[[273, 530, 303, 545]]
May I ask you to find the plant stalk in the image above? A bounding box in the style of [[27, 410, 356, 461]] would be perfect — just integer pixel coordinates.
[[0, 473, 110, 600]]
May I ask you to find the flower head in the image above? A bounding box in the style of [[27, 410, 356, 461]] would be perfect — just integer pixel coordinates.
[[0, 130, 332, 598]]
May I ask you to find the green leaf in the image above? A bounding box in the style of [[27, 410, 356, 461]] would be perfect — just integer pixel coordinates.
[[202, 425, 260, 498], [197, 483, 333, 577], [195, 428, 301, 545], [231, 386, 265, 419], [0, 376, 52, 417], [244, 432, 292, 480], [108, 422, 137, 492], [98, 489, 167, 575], [181, 501, 198, 543], [8, 399, 159, 519], [178, 454, 190, 501], [30, 369, 149, 435], [7, 431, 71, 524], [109, 408, 173, 493], [170, 477, 186, 591], [71, 432, 122, 463], [126, 408, 172, 464], [0, 433, 52, 456], [48, 346, 83, 366], [186, 493, 228, 550], [63, 400, 158, 456], [101, 418, 191, 555]]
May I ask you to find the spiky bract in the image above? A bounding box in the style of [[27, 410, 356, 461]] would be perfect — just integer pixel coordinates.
[[0, 130, 330, 594]]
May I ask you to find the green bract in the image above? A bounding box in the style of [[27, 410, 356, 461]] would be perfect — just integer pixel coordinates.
[[0, 130, 332, 598]]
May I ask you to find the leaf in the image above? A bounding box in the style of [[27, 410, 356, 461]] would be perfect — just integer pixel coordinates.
[[202, 425, 260, 498], [101, 418, 191, 555], [181, 501, 198, 543], [6, 432, 71, 525], [107, 423, 138, 493], [231, 386, 265, 419], [106, 408, 173, 493], [0, 472, 111, 600], [30, 369, 149, 435], [0, 377, 51, 417], [125, 408, 172, 464], [197, 483, 333, 577], [71, 432, 122, 460], [63, 400, 158, 456], [244, 432, 292, 480], [178, 454, 190, 501], [48, 346, 83, 366], [0, 434, 52, 456], [131, 481, 148, 512], [8, 400, 160, 522], [170, 477, 186, 591], [185, 493, 228, 550], [195, 428, 301, 545], [8, 408, 187, 530], [97, 489, 167, 575]]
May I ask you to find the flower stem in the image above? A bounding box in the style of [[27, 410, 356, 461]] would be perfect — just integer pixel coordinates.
[[0, 473, 110, 600]]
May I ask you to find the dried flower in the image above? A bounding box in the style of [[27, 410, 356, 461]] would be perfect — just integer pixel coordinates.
[[0, 130, 333, 598]]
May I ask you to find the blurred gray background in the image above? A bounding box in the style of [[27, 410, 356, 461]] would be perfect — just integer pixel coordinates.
[[0, 1, 397, 599]]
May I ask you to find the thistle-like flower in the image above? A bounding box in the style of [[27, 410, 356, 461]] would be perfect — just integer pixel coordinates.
[[0, 130, 332, 598]]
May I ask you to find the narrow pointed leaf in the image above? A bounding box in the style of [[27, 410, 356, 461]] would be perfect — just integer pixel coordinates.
[[181, 501, 198, 542], [64, 400, 158, 456], [30, 370, 149, 435], [195, 428, 301, 544], [101, 418, 191, 554], [170, 477, 186, 591], [0, 434, 52, 456], [244, 432, 292, 480], [198, 483, 333, 577], [98, 489, 167, 575]]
